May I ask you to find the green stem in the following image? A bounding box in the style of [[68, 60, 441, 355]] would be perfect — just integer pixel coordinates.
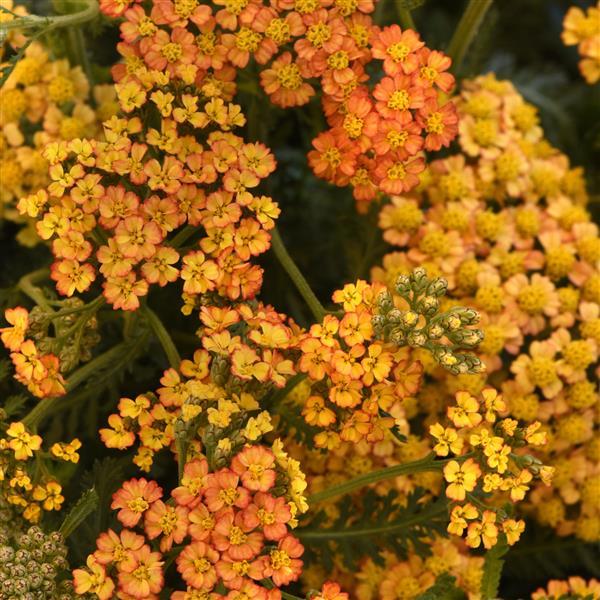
[[397, 8, 416, 31], [170, 225, 197, 249], [446, 0, 493, 75], [18, 268, 52, 311], [143, 306, 182, 369], [0, 0, 99, 32], [50, 295, 105, 320], [270, 227, 326, 323], [65, 342, 129, 391], [67, 26, 94, 86], [308, 452, 474, 504], [297, 501, 447, 540]]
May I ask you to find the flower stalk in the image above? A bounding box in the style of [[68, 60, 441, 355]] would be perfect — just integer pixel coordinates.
[[270, 227, 327, 323], [447, 0, 494, 75]]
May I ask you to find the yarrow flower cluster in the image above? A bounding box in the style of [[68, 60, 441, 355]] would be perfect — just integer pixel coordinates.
[[20, 78, 279, 310], [562, 2, 600, 84], [0, 416, 80, 523], [0, 24, 116, 245], [73, 446, 309, 599], [373, 73, 600, 542], [100, 0, 457, 208], [307, 23, 457, 205], [436, 388, 552, 550]]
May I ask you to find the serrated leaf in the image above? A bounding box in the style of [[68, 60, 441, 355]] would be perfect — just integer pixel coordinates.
[[59, 488, 99, 538], [3, 394, 28, 417], [480, 535, 509, 600]]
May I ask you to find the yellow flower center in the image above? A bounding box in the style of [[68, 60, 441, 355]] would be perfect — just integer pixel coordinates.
[[499, 252, 524, 279], [386, 129, 408, 149], [138, 17, 157, 36], [390, 203, 422, 232], [527, 356, 557, 388], [561, 206, 589, 230], [277, 63, 302, 90], [349, 23, 369, 47], [257, 508, 276, 525], [556, 413, 588, 445], [218, 487, 239, 506], [426, 112, 444, 134], [386, 162, 407, 181], [159, 506, 178, 534], [387, 89, 410, 111], [420, 65, 438, 82], [235, 27, 262, 52], [59, 117, 85, 141], [266, 18, 291, 44], [175, 0, 198, 17], [294, 0, 320, 13], [0, 160, 23, 189], [511, 102, 538, 131], [563, 340, 594, 369], [566, 380, 597, 409], [343, 113, 364, 138], [161, 42, 183, 62], [464, 92, 495, 118], [270, 549, 291, 569], [127, 497, 149, 513], [496, 151, 521, 180], [132, 564, 151, 582], [472, 118, 498, 147], [387, 42, 410, 62], [439, 174, 467, 203], [229, 525, 247, 545], [515, 208, 540, 237], [193, 558, 211, 573], [327, 50, 349, 70], [306, 23, 331, 48], [456, 259, 479, 293], [581, 318, 600, 344], [480, 325, 506, 355], [545, 247, 575, 280], [508, 393, 539, 421], [224, 0, 249, 15], [48, 75, 75, 104], [475, 211, 503, 241], [334, 0, 358, 16], [583, 274, 600, 303], [197, 32, 217, 54], [1, 88, 26, 122], [419, 231, 450, 258], [577, 235, 600, 263], [12, 57, 43, 85], [475, 285, 503, 313], [517, 283, 548, 314], [323, 147, 341, 167]]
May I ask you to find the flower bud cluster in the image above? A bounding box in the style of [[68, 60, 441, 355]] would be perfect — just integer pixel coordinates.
[[0, 525, 74, 600], [373, 268, 484, 374]]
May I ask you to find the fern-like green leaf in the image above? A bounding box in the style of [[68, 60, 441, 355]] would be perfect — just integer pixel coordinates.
[[59, 488, 99, 538], [480, 535, 509, 600], [397, 0, 425, 9], [299, 489, 448, 569]]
